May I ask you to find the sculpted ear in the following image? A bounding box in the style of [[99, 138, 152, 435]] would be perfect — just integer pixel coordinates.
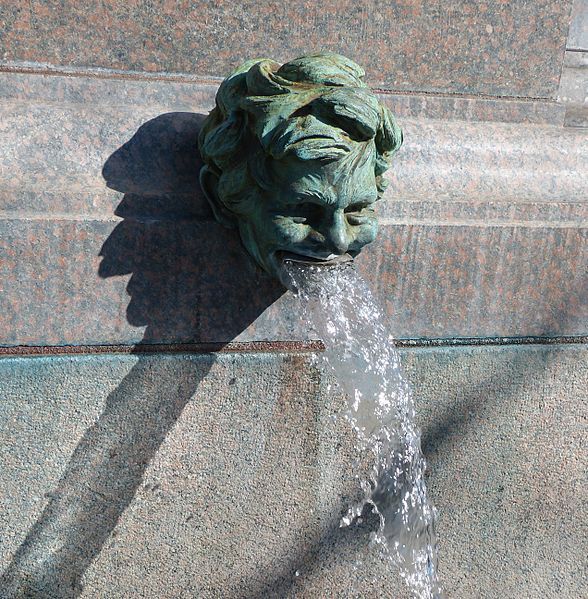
[[199, 166, 237, 229]]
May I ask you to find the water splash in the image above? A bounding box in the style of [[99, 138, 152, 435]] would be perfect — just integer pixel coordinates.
[[282, 260, 442, 599]]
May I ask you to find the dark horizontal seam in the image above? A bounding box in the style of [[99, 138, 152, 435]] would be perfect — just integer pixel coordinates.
[[394, 335, 588, 348], [2, 336, 587, 357], [0, 341, 326, 356]]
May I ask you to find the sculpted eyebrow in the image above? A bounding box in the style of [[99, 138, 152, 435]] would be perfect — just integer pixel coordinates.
[[281, 191, 336, 206], [345, 199, 375, 211]]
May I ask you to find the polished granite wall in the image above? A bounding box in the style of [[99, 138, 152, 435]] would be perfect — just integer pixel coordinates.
[[0, 74, 586, 346], [0, 0, 573, 98]]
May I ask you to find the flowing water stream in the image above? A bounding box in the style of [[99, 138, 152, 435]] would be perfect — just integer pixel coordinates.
[[281, 260, 442, 599]]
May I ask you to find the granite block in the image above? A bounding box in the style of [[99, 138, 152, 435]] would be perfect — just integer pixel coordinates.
[[0, 95, 585, 215], [565, 103, 588, 127], [558, 50, 588, 128], [0, 81, 586, 345], [0, 217, 586, 345], [0, 69, 566, 127], [0, 344, 585, 597], [382, 93, 565, 127], [365, 224, 588, 340], [558, 51, 588, 106], [0, 0, 573, 98]]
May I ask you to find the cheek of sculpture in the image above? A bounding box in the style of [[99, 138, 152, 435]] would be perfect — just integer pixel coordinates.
[[234, 206, 311, 275], [347, 215, 378, 251]]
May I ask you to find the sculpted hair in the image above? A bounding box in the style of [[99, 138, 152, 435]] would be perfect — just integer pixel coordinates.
[[198, 53, 403, 219]]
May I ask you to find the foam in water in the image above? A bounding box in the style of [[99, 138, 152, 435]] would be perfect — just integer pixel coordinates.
[[281, 260, 442, 599]]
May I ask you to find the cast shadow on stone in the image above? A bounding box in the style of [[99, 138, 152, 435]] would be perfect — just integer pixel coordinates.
[[419, 343, 565, 465], [237, 507, 389, 598], [0, 112, 285, 598], [2, 113, 568, 597]]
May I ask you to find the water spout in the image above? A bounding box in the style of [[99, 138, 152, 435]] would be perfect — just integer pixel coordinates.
[[283, 259, 442, 599], [277, 252, 354, 292]]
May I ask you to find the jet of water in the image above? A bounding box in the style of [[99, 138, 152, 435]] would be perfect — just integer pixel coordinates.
[[282, 260, 442, 599]]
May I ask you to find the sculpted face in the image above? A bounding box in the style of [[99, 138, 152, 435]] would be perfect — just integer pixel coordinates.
[[238, 141, 379, 276], [199, 53, 402, 281]]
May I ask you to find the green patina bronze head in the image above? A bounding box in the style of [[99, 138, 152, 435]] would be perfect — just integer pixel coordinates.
[[198, 52, 402, 280]]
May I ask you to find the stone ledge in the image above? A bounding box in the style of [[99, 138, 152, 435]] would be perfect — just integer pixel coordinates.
[[0, 219, 586, 344], [0, 66, 566, 126]]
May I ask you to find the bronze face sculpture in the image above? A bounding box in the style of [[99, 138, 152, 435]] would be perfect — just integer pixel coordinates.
[[198, 53, 402, 280]]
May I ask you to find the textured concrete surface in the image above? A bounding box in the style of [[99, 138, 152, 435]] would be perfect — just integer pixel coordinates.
[[0, 73, 586, 345], [568, 0, 588, 50], [0, 1, 572, 98], [0, 344, 586, 598]]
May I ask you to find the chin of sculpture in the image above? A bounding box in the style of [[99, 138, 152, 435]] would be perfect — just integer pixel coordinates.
[[198, 52, 403, 282]]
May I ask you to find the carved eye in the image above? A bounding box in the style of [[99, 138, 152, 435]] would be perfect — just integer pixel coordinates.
[[293, 202, 323, 224], [345, 202, 375, 225], [345, 202, 367, 213], [345, 202, 372, 214], [276, 202, 321, 225]]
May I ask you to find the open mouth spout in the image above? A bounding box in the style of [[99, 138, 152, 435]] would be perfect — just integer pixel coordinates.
[[277, 250, 354, 266], [275, 250, 355, 292]]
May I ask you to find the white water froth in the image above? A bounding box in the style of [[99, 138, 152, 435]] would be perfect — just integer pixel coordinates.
[[282, 261, 442, 599]]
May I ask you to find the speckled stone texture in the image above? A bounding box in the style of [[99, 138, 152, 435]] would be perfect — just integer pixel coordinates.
[[0, 0, 573, 98], [0, 4, 585, 598], [0, 345, 586, 598], [0, 74, 586, 345]]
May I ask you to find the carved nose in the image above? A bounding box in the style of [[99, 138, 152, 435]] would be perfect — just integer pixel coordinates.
[[324, 210, 350, 254]]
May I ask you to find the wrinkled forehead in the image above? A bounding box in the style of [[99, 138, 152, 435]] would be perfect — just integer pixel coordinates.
[[268, 143, 380, 208], [241, 86, 383, 146]]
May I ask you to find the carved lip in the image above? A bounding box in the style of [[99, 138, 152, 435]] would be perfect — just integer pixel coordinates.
[[288, 133, 350, 152], [277, 250, 353, 266]]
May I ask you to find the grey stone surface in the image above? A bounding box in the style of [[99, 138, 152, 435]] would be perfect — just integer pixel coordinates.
[[568, 0, 588, 50], [0, 344, 586, 598], [559, 51, 588, 127], [564, 103, 588, 127], [0, 71, 566, 127], [0, 74, 584, 208], [559, 51, 588, 105]]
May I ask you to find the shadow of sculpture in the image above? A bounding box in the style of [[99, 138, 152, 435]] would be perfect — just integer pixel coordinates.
[[419, 343, 562, 464], [0, 112, 285, 598]]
